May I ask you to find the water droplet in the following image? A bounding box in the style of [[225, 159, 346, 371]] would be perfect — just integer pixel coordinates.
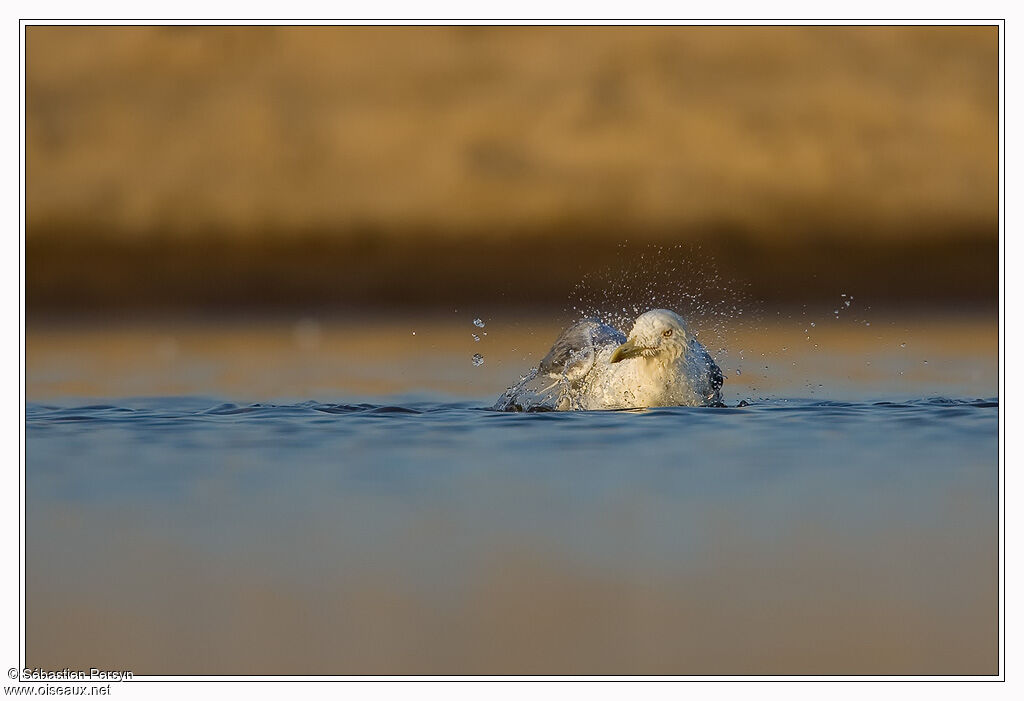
[[473, 318, 485, 328], [900, 343, 906, 348], [844, 300, 851, 307], [472, 353, 484, 367], [471, 333, 480, 342], [735, 369, 742, 376], [841, 293, 846, 297], [923, 360, 928, 364], [810, 322, 815, 327], [412, 331, 416, 336], [865, 322, 871, 327]]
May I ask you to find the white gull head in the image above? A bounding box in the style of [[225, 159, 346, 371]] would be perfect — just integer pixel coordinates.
[[609, 309, 691, 365]]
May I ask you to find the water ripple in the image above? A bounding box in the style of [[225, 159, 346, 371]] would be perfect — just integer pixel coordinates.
[[26, 395, 998, 430]]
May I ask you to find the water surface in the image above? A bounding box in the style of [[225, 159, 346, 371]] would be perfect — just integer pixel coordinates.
[[27, 393, 997, 675]]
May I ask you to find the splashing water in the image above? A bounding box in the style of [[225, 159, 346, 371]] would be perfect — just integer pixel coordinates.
[[485, 243, 963, 405], [566, 242, 759, 368]]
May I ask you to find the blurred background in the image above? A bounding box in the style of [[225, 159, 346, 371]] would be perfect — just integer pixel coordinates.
[[25, 25, 998, 400]]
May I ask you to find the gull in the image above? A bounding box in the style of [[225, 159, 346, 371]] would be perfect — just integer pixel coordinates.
[[493, 309, 724, 411]]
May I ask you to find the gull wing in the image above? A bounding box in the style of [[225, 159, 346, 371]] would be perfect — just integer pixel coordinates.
[[492, 318, 625, 411], [537, 318, 626, 380], [686, 339, 725, 405]]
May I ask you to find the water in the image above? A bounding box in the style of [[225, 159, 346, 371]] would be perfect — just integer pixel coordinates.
[[26, 393, 998, 675], [25, 311, 998, 673]]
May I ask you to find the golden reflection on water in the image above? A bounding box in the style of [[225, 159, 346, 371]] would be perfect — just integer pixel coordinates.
[[29, 501, 995, 674], [27, 312, 997, 401]]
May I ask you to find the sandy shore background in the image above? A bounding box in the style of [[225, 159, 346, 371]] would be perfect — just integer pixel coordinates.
[[26, 26, 998, 314]]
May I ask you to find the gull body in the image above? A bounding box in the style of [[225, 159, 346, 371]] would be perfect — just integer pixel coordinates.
[[494, 309, 724, 411]]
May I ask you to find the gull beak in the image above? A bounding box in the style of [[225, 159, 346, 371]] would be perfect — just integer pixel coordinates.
[[610, 339, 643, 363]]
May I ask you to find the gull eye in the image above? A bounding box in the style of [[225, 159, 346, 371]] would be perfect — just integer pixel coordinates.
[[663, 329, 673, 337]]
